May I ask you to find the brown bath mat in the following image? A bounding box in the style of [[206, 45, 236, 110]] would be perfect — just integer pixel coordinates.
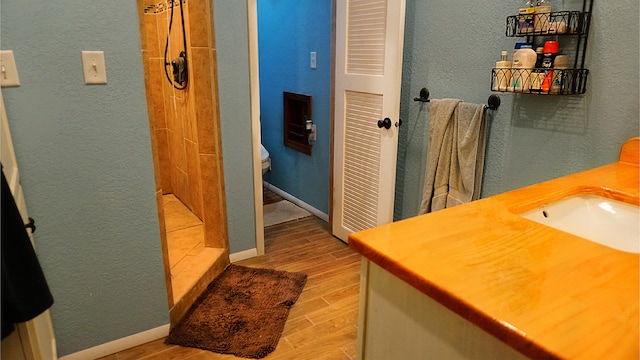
[[166, 264, 307, 358]]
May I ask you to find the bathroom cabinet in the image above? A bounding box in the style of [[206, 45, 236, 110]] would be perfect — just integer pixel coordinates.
[[491, 0, 593, 95], [355, 260, 529, 359], [349, 138, 639, 359]]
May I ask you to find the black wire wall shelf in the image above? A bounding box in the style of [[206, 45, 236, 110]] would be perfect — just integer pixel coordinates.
[[491, 68, 589, 95], [492, 0, 593, 96], [506, 11, 590, 37]]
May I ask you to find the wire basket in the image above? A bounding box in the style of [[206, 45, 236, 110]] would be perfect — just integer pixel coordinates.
[[506, 11, 590, 37], [491, 68, 589, 95]]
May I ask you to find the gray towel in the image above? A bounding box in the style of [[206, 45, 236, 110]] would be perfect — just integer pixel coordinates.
[[419, 99, 487, 214], [419, 99, 460, 213], [447, 102, 488, 207]]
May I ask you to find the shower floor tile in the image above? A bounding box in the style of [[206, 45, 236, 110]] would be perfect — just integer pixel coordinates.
[[163, 194, 207, 303]]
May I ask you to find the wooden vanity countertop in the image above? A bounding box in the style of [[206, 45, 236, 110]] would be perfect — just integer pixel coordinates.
[[349, 138, 639, 360]]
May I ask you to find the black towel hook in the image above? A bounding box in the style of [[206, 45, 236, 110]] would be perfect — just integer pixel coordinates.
[[485, 94, 501, 110], [413, 87, 430, 102]]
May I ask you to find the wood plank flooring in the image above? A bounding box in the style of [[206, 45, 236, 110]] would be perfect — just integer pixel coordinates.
[[263, 185, 285, 205], [100, 192, 360, 360]]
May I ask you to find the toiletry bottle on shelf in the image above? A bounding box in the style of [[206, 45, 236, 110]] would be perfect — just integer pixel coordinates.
[[493, 51, 511, 91], [530, 47, 545, 92], [518, 1, 536, 35], [511, 42, 527, 63], [534, 0, 552, 34], [548, 1, 567, 34], [508, 42, 524, 92], [551, 54, 569, 94], [509, 43, 536, 92], [541, 40, 559, 93]]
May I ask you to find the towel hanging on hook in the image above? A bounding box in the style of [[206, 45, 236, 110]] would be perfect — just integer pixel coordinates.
[[419, 97, 489, 214]]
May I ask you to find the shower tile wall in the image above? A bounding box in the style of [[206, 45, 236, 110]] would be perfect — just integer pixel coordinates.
[[137, 0, 228, 250], [138, 0, 220, 224]]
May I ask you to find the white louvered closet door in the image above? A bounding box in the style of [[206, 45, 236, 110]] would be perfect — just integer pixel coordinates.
[[332, 0, 406, 242]]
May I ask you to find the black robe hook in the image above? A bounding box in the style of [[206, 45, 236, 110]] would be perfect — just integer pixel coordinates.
[[413, 87, 430, 102], [485, 94, 501, 110]]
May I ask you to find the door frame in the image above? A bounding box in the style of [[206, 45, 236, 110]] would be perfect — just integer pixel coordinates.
[[136, 0, 230, 325], [329, 0, 337, 231], [1, 90, 58, 360], [247, 0, 338, 251], [247, 0, 265, 256]]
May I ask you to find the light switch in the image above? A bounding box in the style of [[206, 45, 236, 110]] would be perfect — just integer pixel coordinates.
[[0, 50, 20, 87], [81, 51, 107, 84], [310, 52, 317, 69]]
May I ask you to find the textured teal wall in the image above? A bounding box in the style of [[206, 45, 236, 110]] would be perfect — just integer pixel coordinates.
[[395, 0, 640, 219], [214, 0, 257, 254], [258, 0, 332, 214], [0, 0, 168, 356]]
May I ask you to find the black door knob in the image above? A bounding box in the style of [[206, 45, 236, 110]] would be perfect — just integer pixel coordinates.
[[377, 117, 392, 129]]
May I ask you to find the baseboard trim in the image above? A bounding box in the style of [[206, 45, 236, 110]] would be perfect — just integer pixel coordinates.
[[263, 182, 329, 222], [58, 324, 169, 360], [230, 248, 258, 263]]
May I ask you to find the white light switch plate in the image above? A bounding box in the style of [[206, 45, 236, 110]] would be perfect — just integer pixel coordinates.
[[81, 51, 107, 84], [310, 52, 317, 69], [0, 50, 20, 87]]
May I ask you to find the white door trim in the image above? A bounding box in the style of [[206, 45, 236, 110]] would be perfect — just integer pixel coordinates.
[[247, 0, 265, 256], [1, 90, 58, 360], [58, 324, 169, 360]]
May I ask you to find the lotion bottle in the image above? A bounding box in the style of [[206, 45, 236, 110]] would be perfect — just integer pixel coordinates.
[[509, 44, 536, 92], [493, 51, 511, 91]]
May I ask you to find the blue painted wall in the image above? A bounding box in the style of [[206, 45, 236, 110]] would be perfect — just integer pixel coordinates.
[[1, 0, 635, 354], [258, 0, 332, 214], [395, 0, 639, 219], [214, 0, 257, 254], [0, 0, 168, 355]]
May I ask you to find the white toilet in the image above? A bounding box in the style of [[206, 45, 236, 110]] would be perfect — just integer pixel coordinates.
[[261, 144, 271, 175]]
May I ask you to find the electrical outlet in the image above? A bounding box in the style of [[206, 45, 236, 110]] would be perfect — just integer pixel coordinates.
[[81, 51, 107, 84], [310, 52, 317, 69], [0, 50, 20, 87]]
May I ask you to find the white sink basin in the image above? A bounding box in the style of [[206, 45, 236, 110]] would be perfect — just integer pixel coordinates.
[[520, 194, 640, 254]]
